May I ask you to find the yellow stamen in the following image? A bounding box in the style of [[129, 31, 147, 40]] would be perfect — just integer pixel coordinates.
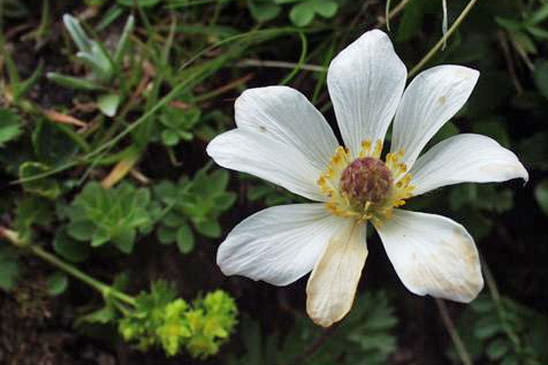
[[317, 139, 415, 225]]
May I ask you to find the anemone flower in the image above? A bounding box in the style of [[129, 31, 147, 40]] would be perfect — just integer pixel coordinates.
[[207, 29, 528, 327]]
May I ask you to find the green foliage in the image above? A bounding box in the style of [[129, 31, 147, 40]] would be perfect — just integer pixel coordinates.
[[288, 0, 338, 27], [119, 281, 238, 358], [65, 182, 152, 254], [19, 162, 61, 199], [451, 294, 548, 364], [46, 14, 135, 117], [248, 0, 282, 22], [247, 0, 338, 26], [157, 103, 202, 146], [53, 229, 91, 263], [153, 167, 236, 253], [0, 109, 22, 147], [14, 196, 53, 242], [75, 272, 130, 326], [97, 93, 121, 117], [229, 291, 397, 365], [495, 1, 548, 57], [448, 184, 514, 239]]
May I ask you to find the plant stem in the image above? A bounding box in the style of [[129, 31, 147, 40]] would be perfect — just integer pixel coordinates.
[[378, 0, 411, 29], [481, 255, 522, 351], [408, 0, 479, 78], [0, 227, 135, 306], [435, 298, 472, 365]]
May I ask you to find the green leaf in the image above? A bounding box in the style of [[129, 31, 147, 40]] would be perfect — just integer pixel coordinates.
[[53, 229, 90, 263], [14, 61, 44, 101], [194, 220, 221, 238], [312, 0, 338, 18], [526, 25, 548, 39], [19, 162, 61, 199], [0, 109, 22, 147], [91, 227, 110, 247], [535, 179, 548, 215], [510, 31, 537, 54], [112, 228, 136, 254], [176, 223, 195, 254], [486, 338, 509, 360], [248, 0, 281, 22], [14, 196, 52, 242], [528, 3, 548, 25], [474, 319, 502, 339], [161, 129, 180, 146], [289, 2, 315, 27], [47, 271, 69, 296], [32, 121, 82, 166], [495, 17, 523, 32], [67, 220, 96, 241], [97, 93, 121, 117], [114, 15, 135, 64], [77, 305, 117, 325], [163, 211, 184, 228], [214, 192, 236, 211], [47, 72, 105, 91]]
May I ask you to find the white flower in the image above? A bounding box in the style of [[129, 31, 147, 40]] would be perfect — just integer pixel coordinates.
[[207, 30, 528, 327]]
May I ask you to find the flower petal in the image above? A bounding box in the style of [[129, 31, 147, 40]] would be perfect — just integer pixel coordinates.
[[207, 128, 326, 201], [327, 29, 407, 157], [235, 86, 339, 171], [410, 134, 529, 196], [306, 221, 367, 327], [391, 65, 480, 169], [376, 209, 483, 303], [217, 204, 347, 286]]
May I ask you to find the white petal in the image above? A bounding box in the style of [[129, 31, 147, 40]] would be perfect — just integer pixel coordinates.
[[410, 134, 529, 196], [217, 204, 347, 286], [306, 221, 367, 327], [376, 209, 483, 303], [235, 86, 339, 171], [327, 29, 407, 157], [207, 128, 325, 201], [391, 65, 480, 169]]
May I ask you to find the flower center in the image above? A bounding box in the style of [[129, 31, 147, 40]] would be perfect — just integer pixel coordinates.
[[340, 157, 392, 205], [317, 140, 415, 226]]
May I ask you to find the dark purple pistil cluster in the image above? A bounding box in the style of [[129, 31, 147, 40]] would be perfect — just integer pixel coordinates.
[[340, 157, 393, 205]]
